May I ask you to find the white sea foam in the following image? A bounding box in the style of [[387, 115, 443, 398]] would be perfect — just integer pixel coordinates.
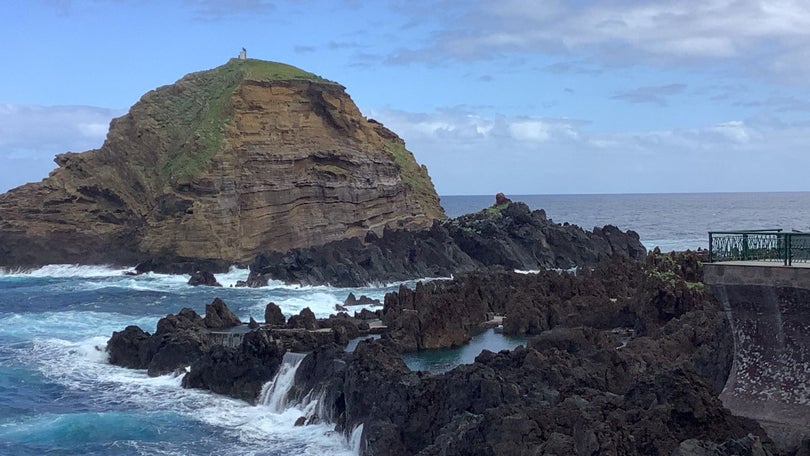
[[15, 322, 355, 455], [252, 291, 344, 319], [0, 311, 158, 342], [350, 424, 365, 455], [214, 266, 251, 288], [0, 264, 133, 278], [258, 352, 308, 411]]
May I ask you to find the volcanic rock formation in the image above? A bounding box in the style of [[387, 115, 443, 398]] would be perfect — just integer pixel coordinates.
[[0, 59, 443, 271], [247, 200, 647, 287]]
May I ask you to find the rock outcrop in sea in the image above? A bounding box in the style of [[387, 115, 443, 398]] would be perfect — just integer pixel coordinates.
[[247, 200, 646, 287], [0, 58, 443, 271]]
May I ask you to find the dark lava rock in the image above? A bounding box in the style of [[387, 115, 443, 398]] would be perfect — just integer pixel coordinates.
[[182, 329, 285, 403], [268, 328, 338, 352], [203, 297, 242, 329], [275, 251, 773, 456], [264, 302, 286, 326], [318, 314, 361, 340], [107, 325, 151, 369], [382, 279, 489, 351], [107, 302, 242, 377], [187, 270, 222, 287], [494, 192, 511, 206], [354, 308, 380, 321], [344, 292, 382, 307], [246, 199, 646, 287], [248, 317, 260, 329], [287, 307, 318, 330], [247, 222, 474, 287], [672, 434, 774, 456], [293, 331, 769, 456], [143, 308, 210, 376]]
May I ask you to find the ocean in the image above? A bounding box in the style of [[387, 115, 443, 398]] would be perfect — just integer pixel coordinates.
[[1, 192, 809, 455]]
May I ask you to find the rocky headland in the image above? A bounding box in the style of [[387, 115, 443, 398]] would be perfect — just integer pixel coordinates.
[[106, 250, 807, 455], [0, 58, 442, 272]]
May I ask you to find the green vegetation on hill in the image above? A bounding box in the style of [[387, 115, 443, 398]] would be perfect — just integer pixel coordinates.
[[156, 59, 335, 183], [385, 140, 444, 218], [237, 58, 335, 84]]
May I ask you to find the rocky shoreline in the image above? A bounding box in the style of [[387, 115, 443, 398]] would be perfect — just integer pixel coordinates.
[[106, 249, 808, 455]]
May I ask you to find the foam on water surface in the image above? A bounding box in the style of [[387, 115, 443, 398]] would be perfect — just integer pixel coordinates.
[[1, 323, 357, 455]]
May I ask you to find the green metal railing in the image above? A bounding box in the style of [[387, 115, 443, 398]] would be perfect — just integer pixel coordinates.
[[708, 229, 810, 265]]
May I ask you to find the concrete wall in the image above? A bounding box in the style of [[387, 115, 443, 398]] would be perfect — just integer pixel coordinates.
[[704, 263, 810, 448]]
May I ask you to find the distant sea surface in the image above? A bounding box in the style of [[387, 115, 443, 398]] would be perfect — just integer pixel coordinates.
[[2, 191, 809, 455], [441, 192, 810, 252]]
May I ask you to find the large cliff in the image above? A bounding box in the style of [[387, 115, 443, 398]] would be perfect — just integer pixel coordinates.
[[0, 59, 444, 269]]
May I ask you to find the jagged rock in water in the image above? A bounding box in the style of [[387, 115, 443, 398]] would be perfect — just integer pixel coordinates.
[[344, 292, 382, 307], [0, 59, 443, 272], [188, 270, 222, 287], [264, 302, 286, 326], [203, 297, 242, 329], [107, 325, 151, 369], [287, 307, 318, 330]]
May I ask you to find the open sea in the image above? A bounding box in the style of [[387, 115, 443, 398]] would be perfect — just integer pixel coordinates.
[[1, 192, 809, 455]]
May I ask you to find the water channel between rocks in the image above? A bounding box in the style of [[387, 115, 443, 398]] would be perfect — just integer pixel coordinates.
[[344, 329, 527, 374]]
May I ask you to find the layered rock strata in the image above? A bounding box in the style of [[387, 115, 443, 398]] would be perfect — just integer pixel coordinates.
[[0, 59, 442, 270]]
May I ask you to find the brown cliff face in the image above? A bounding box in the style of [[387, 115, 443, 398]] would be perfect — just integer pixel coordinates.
[[0, 59, 444, 268]]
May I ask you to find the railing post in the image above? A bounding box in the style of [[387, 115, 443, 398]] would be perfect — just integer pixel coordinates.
[[788, 233, 793, 266], [708, 232, 713, 263], [742, 234, 749, 260]]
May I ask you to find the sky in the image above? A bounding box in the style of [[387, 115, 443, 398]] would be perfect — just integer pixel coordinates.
[[2, 0, 810, 195]]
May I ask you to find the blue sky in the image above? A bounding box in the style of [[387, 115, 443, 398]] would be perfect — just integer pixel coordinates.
[[2, 0, 810, 195]]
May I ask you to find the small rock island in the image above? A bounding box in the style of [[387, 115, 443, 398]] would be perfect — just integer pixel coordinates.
[[0, 58, 442, 271]]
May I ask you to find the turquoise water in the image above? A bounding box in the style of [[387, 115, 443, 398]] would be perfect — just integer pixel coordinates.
[[403, 329, 526, 373]]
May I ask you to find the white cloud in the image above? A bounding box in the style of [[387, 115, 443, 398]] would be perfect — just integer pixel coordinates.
[[508, 120, 551, 142], [392, 0, 810, 84], [367, 106, 810, 194], [709, 120, 751, 143], [0, 104, 122, 192]]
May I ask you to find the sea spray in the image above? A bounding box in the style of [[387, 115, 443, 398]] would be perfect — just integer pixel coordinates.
[[349, 423, 365, 455], [258, 352, 308, 412], [255, 351, 366, 451]]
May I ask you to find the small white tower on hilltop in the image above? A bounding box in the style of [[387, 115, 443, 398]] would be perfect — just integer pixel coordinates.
[[238, 48, 247, 60]]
